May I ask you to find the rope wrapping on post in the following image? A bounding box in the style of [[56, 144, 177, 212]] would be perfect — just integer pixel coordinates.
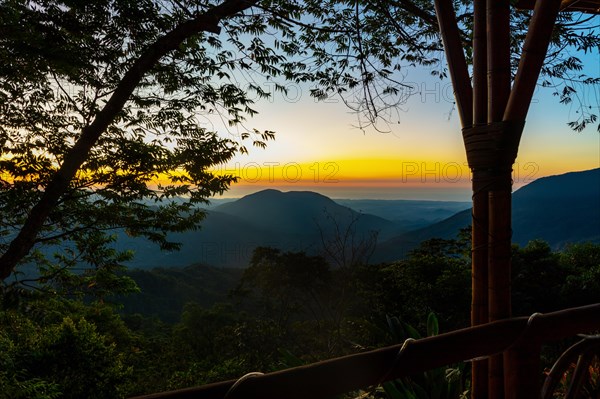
[[462, 121, 526, 192]]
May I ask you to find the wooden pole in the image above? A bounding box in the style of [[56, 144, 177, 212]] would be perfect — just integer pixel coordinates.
[[443, 1, 572, 396], [486, 0, 512, 397], [504, 0, 563, 124], [488, 185, 513, 399], [505, 342, 542, 399], [434, 0, 473, 128], [470, 0, 489, 396], [472, 0, 488, 126], [502, 1, 563, 395], [487, 0, 511, 123], [437, 1, 563, 396], [470, 192, 489, 398], [488, 189, 512, 322]]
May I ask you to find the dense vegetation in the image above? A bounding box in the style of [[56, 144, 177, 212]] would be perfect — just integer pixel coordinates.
[[2, 231, 599, 398]]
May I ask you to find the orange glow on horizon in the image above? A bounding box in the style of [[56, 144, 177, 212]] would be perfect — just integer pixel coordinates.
[[209, 157, 571, 187], [146, 157, 598, 199], [211, 158, 474, 183]]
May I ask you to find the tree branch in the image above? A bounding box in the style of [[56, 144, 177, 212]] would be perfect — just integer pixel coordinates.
[[0, 0, 258, 280]]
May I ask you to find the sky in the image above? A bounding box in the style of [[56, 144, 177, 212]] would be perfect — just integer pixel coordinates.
[[211, 50, 600, 201]]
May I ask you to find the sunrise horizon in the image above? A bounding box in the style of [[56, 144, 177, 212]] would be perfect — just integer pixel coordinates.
[[210, 163, 600, 201]]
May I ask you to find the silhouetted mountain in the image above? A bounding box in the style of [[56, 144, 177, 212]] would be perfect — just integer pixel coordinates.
[[124, 190, 407, 268], [511, 168, 600, 246], [374, 168, 600, 262], [119, 169, 599, 268], [214, 189, 399, 237]]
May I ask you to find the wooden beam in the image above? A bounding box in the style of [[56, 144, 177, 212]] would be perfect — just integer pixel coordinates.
[[472, 0, 487, 125], [469, 2, 489, 397], [487, 0, 511, 123], [504, 0, 563, 124], [470, 189, 489, 399], [434, 0, 473, 128]]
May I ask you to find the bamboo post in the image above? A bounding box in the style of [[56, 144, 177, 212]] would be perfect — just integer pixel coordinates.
[[472, 0, 487, 126], [434, 0, 473, 128], [486, 0, 511, 123], [489, 187, 514, 398], [435, 1, 564, 397], [505, 342, 542, 399], [504, 313, 543, 398], [470, 0, 489, 396], [504, 0, 563, 123], [502, 1, 563, 395], [470, 188, 489, 398], [486, 0, 512, 397]]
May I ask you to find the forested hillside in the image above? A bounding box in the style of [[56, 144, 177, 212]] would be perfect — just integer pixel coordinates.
[[4, 233, 599, 397]]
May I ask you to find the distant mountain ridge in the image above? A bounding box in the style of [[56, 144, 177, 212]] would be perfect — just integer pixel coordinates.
[[123, 190, 465, 268], [374, 168, 600, 262], [121, 168, 599, 268], [511, 168, 600, 246]]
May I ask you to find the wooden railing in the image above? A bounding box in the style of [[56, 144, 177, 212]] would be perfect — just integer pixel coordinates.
[[131, 303, 600, 399]]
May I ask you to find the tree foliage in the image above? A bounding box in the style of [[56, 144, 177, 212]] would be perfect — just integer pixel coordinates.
[[0, 0, 277, 280], [234, 247, 332, 330], [262, 0, 599, 131], [0, 296, 135, 398]]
